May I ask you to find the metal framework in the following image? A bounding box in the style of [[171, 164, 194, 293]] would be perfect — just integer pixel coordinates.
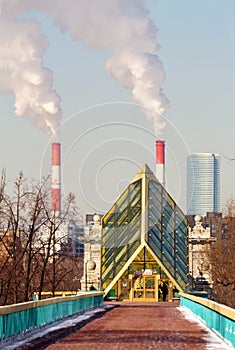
[[101, 164, 188, 300]]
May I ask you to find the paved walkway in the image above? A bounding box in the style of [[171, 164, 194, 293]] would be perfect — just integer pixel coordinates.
[[42, 302, 227, 350]]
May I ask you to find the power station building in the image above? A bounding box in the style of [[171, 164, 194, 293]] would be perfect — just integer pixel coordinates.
[[101, 164, 188, 302]]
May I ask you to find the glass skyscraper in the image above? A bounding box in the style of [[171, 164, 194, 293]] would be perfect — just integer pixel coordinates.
[[187, 153, 220, 216]]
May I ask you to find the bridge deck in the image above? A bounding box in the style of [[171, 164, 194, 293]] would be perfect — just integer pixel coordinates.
[[40, 302, 228, 350]]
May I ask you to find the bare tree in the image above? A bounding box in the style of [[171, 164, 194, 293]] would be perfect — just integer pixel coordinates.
[[20, 178, 50, 301], [37, 192, 78, 298], [0, 172, 28, 304], [0, 171, 82, 305], [209, 199, 235, 308]]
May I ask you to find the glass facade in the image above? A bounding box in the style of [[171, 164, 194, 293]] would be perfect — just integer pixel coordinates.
[[148, 180, 188, 289], [187, 153, 220, 216], [102, 180, 142, 290], [101, 164, 188, 298]]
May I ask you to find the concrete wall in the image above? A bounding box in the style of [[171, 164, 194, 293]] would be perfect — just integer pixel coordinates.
[[0, 292, 104, 340], [180, 292, 235, 347]]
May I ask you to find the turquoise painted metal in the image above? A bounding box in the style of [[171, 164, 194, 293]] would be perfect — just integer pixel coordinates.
[[0, 292, 104, 340], [180, 293, 235, 348]]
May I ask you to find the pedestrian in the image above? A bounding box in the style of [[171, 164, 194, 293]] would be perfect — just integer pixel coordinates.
[[162, 282, 168, 301]]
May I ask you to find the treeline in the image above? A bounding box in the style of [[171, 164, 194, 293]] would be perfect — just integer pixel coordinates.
[[0, 171, 83, 305]]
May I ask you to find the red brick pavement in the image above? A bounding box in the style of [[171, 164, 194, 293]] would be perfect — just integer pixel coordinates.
[[44, 302, 216, 350]]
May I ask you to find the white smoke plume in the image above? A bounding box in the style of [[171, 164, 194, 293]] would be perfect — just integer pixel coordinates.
[[0, 1, 62, 136], [0, 0, 168, 137]]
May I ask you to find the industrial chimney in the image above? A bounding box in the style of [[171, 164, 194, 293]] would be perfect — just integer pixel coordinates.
[[51, 142, 61, 212], [155, 140, 165, 187]]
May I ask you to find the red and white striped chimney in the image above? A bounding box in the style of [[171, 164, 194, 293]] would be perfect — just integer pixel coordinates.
[[51, 142, 61, 212], [155, 140, 165, 187]]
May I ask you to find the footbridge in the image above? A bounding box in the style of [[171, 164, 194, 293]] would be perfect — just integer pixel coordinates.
[[0, 291, 234, 349]]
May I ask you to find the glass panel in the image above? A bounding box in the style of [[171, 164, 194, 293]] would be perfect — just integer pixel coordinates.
[[148, 179, 188, 290], [101, 179, 142, 289], [134, 290, 144, 298], [145, 291, 155, 298], [145, 276, 155, 289], [133, 275, 144, 298]]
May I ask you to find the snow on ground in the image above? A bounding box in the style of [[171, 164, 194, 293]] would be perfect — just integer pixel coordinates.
[[0, 304, 113, 350], [178, 306, 234, 349]]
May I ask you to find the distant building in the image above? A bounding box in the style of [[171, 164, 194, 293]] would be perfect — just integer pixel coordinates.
[[187, 211, 235, 240], [187, 153, 220, 216], [188, 215, 216, 292], [67, 219, 84, 256], [85, 213, 103, 226], [81, 214, 102, 291]]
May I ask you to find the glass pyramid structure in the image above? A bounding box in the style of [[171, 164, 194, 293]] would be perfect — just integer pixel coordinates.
[[101, 164, 188, 300]]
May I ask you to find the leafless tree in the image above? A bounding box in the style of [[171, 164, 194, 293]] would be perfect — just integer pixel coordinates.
[[209, 199, 235, 308], [0, 171, 83, 305], [36, 192, 81, 299], [0, 172, 28, 304]]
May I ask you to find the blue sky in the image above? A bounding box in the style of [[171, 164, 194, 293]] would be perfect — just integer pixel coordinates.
[[0, 0, 235, 216]]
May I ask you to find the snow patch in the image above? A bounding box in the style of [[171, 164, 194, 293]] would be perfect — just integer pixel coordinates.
[[178, 306, 234, 349], [0, 304, 113, 350]]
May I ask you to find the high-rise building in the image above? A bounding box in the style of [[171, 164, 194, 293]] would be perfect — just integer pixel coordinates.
[[187, 153, 220, 216]]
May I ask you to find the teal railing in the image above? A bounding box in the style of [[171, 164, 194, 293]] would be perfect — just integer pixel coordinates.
[[0, 291, 104, 340], [180, 292, 235, 348]]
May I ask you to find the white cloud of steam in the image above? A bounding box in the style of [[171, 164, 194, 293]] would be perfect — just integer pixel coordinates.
[[0, 0, 168, 137], [0, 5, 62, 136]]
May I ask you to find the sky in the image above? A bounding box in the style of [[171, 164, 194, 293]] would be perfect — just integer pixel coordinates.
[[0, 0, 235, 217]]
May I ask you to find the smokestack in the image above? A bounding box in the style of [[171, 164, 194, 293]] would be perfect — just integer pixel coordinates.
[[51, 142, 61, 213], [155, 140, 165, 187]]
